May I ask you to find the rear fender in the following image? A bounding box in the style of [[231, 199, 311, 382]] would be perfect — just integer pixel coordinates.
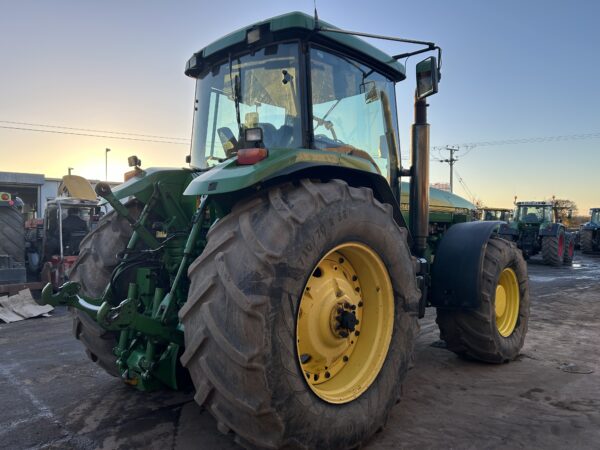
[[539, 223, 563, 237], [430, 221, 503, 309]]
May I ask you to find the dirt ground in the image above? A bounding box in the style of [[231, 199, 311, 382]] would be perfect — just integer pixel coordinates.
[[1, 253, 599, 450]]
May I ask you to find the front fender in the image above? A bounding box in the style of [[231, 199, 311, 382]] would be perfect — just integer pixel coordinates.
[[183, 148, 377, 196], [430, 221, 504, 309]]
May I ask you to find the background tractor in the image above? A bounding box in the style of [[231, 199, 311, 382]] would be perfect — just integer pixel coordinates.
[[499, 200, 574, 265], [25, 175, 102, 287], [39, 12, 530, 449], [479, 207, 512, 222], [580, 208, 600, 253]]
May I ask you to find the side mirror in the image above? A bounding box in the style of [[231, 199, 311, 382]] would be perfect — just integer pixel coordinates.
[[416, 56, 438, 100]]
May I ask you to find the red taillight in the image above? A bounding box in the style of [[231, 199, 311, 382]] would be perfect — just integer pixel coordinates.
[[237, 148, 268, 165], [0, 193, 9, 201]]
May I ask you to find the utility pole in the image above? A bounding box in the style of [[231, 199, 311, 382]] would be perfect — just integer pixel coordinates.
[[105, 148, 111, 181], [440, 145, 459, 193], [68, 167, 73, 175]]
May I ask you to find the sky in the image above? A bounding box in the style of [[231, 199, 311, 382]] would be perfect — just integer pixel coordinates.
[[1, 1, 599, 212]]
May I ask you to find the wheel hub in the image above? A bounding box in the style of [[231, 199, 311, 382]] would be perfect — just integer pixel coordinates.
[[495, 267, 520, 337], [296, 242, 394, 404]]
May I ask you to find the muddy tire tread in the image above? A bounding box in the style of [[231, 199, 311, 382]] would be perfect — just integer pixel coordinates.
[[0, 206, 25, 263], [180, 179, 420, 449]]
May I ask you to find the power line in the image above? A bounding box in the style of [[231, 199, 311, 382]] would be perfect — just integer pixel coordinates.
[[0, 125, 190, 145], [434, 131, 600, 151], [0, 120, 190, 141], [454, 168, 476, 204]]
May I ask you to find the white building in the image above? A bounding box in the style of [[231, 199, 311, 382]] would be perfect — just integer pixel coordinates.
[[0, 171, 120, 218]]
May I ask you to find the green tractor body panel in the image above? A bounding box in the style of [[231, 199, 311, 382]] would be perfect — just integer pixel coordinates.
[[183, 147, 377, 196], [399, 183, 474, 225]]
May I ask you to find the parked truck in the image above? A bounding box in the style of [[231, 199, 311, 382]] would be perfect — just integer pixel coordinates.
[[39, 12, 530, 449]]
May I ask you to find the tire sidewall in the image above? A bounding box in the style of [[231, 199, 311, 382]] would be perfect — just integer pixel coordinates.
[[265, 189, 419, 446]]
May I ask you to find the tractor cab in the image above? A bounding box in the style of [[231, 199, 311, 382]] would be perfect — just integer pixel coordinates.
[[480, 207, 512, 222], [514, 201, 554, 225], [590, 208, 600, 225], [186, 14, 407, 187]]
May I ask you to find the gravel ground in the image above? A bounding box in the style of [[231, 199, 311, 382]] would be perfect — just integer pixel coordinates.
[[1, 253, 599, 450]]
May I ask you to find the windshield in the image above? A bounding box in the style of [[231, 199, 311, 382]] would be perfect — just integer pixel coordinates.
[[310, 47, 399, 178], [515, 205, 552, 223], [592, 210, 600, 223], [190, 43, 302, 168]]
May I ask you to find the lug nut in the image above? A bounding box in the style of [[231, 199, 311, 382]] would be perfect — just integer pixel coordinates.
[[355, 331, 360, 336], [343, 355, 349, 362], [325, 371, 331, 378], [358, 301, 363, 307], [350, 304, 356, 311]]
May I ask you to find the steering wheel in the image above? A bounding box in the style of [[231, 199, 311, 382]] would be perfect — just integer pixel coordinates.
[[313, 115, 338, 141]]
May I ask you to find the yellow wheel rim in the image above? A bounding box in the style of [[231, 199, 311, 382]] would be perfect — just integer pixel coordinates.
[[495, 268, 520, 337], [296, 242, 394, 404]]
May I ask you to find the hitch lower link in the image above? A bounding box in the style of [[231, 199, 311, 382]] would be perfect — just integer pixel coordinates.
[[38, 282, 183, 347]]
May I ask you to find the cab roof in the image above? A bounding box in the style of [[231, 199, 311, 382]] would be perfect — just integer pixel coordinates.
[[185, 11, 406, 82], [515, 201, 553, 207]]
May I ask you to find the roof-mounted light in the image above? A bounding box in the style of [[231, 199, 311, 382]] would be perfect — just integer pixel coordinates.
[[247, 27, 261, 44]]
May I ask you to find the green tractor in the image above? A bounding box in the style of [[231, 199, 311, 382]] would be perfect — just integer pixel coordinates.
[[40, 12, 530, 448], [499, 200, 574, 265], [479, 207, 512, 222], [580, 208, 600, 253]]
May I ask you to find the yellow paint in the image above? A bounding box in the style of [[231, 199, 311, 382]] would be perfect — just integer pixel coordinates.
[[296, 242, 394, 404], [495, 267, 520, 337]]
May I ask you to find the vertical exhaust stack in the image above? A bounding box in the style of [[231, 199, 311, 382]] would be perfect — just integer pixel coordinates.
[[409, 94, 430, 258]]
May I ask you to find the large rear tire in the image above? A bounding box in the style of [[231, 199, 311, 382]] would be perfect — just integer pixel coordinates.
[[436, 237, 529, 363], [180, 179, 420, 449], [563, 233, 574, 265], [69, 205, 140, 377], [541, 229, 565, 266], [580, 229, 594, 253], [0, 205, 25, 264]]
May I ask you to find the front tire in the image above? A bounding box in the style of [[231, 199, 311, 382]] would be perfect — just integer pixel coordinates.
[[179, 179, 420, 449], [436, 237, 529, 363], [580, 229, 594, 253]]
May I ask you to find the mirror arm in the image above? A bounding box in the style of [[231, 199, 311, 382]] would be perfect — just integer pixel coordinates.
[[394, 46, 442, 78]]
